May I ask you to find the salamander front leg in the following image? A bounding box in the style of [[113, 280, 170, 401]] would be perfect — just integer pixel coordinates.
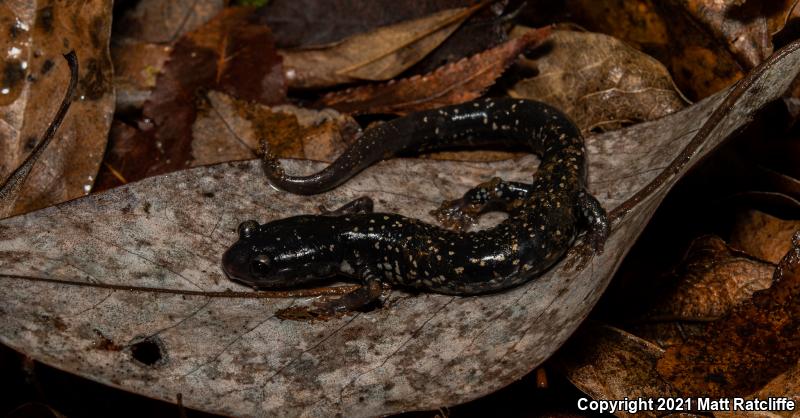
[[432, 177, 534, 231], [563, 190, 609, 271], [275, 264, 384, 321], [577, 191, 609, 253], [319, 196, 374, 215]]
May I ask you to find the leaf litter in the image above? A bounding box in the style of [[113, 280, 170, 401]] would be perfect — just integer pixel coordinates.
[[0, 38, 799, 417]]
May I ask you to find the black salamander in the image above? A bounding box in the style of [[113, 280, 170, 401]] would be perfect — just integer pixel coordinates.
[[222, 97, 609, 316]]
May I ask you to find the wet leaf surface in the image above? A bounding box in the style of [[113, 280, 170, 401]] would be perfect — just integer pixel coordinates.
[[1, 40, 799, 416], [0, 1, 114, 218], [508, 29, 688, 133]]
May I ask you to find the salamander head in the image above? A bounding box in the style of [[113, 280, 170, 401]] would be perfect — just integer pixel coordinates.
[[222, 218, 340, 289]]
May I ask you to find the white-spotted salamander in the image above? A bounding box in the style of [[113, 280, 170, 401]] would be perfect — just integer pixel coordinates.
[[222, 97, 608, 317]]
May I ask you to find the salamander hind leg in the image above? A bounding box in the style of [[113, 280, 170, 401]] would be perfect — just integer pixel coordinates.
[[276, 264, 384, 321], [432, 177, 534, 231]]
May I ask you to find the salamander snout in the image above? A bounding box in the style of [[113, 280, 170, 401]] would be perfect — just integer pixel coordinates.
[[223, 217, 342, 289], [222, 220, 272, 287]]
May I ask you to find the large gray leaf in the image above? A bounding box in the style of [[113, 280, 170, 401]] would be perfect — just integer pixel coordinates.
[[1, 41, 799, 417]]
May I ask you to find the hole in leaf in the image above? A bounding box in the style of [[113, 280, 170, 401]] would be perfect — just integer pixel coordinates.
[[130, 337, 164, 366]]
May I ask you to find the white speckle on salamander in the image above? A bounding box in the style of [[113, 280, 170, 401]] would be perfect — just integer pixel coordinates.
[[340, 260, 354, 274]]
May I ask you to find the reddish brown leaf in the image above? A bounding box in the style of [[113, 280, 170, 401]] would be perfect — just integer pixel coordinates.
[[643, 235, 775, 321], [657, 232, 800, 397], [318, 27, 551, 115], [627, 235, 775, 349]]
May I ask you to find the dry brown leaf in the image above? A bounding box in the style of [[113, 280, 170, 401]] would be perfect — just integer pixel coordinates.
[[712, 361, 800, 418], [668, 0, 799, 69], [258, 0, 480, 48], [191, 91, 360, 166], [1, 40, 799, 416], [730, 209, 800, 263], [110, 1, 225, 111], [559, 324, 675, 418], [96, 7, 286, 192], [318, 27, 551, 115], [115, 0, 225, 44], [644, 235, 775, 321], [566, 0, 745, 100], [0, 1, 114, 218], [768, 0, 800, 36], [281, 2, 485, 88], [508, 28, 688, 133], [657, 232, 800, 397]]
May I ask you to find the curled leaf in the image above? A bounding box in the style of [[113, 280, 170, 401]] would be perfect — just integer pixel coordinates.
[[508, 28, 688, 133], [560, 324, 675, 418], [319, 27, 551, 115], [643, 235, 775, 321], [730, 209, 800, 263], [657, 232, 800, 397], [281, 2, 485, 88]]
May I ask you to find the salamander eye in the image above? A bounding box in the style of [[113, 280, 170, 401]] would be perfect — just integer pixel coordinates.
[[251, 254, 271, 275], [238, 220, 259, 239]]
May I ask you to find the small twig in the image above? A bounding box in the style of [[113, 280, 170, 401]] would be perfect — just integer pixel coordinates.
[[0, 273, 360, 298], [0, 51, 79, 217]]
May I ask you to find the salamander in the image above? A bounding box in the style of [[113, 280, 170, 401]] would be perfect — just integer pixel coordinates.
[[222, 97, 609, 317]]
